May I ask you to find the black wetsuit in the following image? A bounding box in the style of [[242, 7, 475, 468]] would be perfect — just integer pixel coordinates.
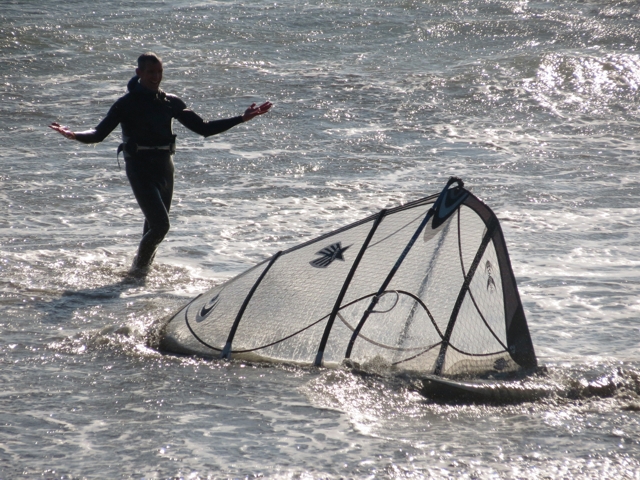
[[75, 76, 244, 269]]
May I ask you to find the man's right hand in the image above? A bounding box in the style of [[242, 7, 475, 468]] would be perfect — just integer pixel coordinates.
[[49, 122, 76, 140]]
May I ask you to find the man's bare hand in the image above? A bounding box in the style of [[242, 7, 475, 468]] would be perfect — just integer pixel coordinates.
[[242, 102, 273, 122], [49, 122, 76, 140]]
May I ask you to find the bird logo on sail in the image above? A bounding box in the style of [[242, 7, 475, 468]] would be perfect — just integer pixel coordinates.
[[310, 242, 350, 268]]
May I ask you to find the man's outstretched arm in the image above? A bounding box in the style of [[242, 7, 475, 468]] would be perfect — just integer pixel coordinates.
[[177, 101, 273, 138], [49, 102, 122, 144]]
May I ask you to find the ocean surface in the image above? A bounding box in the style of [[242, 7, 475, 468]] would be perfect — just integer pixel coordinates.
[[2, 0, 640, 478]]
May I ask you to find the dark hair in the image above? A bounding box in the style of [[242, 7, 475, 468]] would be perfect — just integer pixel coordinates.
[[137, 52, 162, 70]]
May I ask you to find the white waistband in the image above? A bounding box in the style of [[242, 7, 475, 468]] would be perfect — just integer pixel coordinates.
[[136, 144, 173, 151]]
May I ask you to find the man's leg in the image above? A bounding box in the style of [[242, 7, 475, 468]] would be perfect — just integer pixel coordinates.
[[126, 155, 174, 270]]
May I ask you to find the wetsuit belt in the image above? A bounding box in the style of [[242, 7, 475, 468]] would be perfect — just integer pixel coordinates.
[[136, 144, 174, 151], [118, 142, 176, 154], [117, 142, 176, 169]]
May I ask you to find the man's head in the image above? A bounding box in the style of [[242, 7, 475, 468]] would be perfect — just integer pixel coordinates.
[[136, 52, 163, 92]]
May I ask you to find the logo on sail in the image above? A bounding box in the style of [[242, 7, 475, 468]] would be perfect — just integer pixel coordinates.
[[310, 242, 350, 268], [196, 293, 221, 322]]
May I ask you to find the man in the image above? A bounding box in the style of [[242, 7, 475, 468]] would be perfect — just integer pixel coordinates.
[[50, 52, 272, 274]]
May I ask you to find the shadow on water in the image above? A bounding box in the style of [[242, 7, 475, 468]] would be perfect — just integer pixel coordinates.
[[36, 273, 148, 324], [9, 260, 202, 354]]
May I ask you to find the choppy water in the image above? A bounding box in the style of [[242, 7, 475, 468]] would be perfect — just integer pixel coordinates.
[[2, 0, 640, 478]]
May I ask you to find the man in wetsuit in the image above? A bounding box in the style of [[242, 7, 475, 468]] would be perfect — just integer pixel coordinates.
[[50, 52, 272, 274]]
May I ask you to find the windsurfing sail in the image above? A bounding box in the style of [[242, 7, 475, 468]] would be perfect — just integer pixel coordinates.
[[160, 177, 537, 378]]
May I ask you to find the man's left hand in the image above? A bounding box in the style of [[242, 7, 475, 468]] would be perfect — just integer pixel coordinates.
[[242, 102, 273, 122]]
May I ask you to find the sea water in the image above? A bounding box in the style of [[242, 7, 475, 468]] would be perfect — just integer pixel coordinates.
[[1, 0, 640, 478]]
